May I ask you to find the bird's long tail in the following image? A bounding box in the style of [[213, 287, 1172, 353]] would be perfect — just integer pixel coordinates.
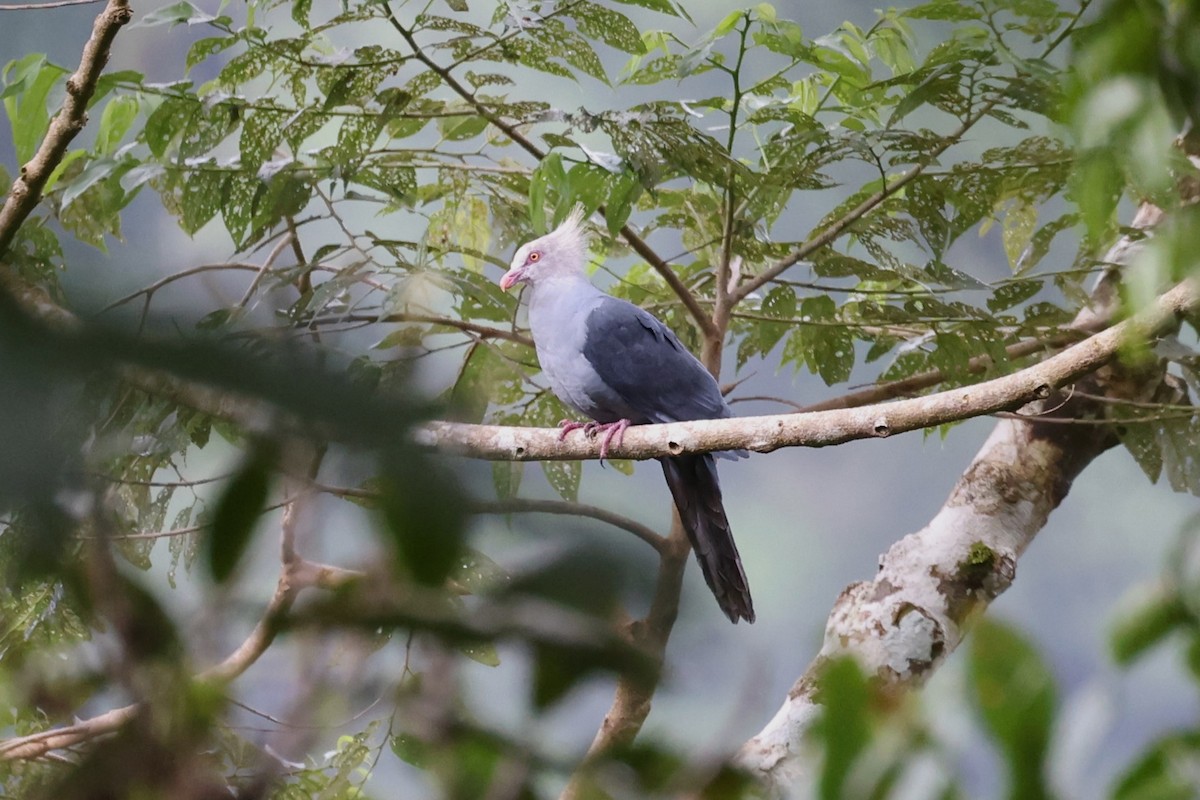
[[659, 455, 755, 623]]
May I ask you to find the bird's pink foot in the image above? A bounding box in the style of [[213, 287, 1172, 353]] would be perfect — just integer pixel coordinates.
[[557, 419, 589, 441], [558, 418, 631, 463], [593, 419, 630, 463]]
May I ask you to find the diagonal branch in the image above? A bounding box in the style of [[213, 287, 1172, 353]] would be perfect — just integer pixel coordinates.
[[354, 313, 532, 347], [732, 100, 997, 304], [383, 4, 718, 338], [0, 472, 352, 761], [559, 517, 691, 800], [0, 0, 132, 258], [792, 328, 1089, 413], [731, 2, 1091, 304], [737, 384, 1125, 788], [735, 197, 1175, 790]]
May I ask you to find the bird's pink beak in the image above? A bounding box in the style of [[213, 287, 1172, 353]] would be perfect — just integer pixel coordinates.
[[499, 266, 525, 292]]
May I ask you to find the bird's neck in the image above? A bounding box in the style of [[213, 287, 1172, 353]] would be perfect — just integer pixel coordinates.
[[526, 272, 602, 334]]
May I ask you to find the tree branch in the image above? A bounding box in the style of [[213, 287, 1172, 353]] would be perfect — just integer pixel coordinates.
[[736, 377, 1130, 788], [348, 312, 532, 347], [417, 278, 1198, 461], [735, 198, 1177, 790], [1, 462, 332, 762], [199, 490, 310, 683], [0, 0, 132, 257], [472, 498, 664, 552], [0, 705, 138, 760], [559, 518, 691, 800], [0, 0, 105, 9], [730, 2, 1090, 304], [383, 4, 718, 339], [731, 98, 997, 303], [792, 328, 1089, 413]]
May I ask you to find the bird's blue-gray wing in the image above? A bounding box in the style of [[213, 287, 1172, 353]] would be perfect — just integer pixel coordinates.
[[581, 296, 755, 622], [580, 296, 728, 424]]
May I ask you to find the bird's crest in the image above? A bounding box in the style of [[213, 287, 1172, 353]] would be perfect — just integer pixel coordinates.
[[551, 204, 589, 250]]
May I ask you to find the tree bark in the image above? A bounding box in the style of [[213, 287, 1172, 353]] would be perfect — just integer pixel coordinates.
[[735, 201, 1184, 791]]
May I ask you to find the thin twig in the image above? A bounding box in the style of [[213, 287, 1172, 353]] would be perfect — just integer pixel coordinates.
[[237, 232, 296, 308], [383, 4, 717, 338], [794, 328, 1090, 413], [0, 0, 103, 10], [307, 312, 533, 347], [733, 4, 1088, 303], [473, 498, 664, 552]]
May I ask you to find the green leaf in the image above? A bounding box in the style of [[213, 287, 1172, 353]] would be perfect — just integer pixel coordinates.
[[498, 37, 574, 80], [761, 285, 797, 318], [186, 36, 236, 73], [437, 114, 489, 141], [1001, 198, 1039, 270], [1113, 732, 1200, 800], [452, 549, 507, 595], [533, 640, 597, 708], [492, 461, 523, 500], [1110, 582, 1189, 666], [605, 170, 641, 235], [446, 342, 519, 423], [95, 96, 139, 155], [987, 279, 1042, 313], [143, 95, 195, 158], [1072, 150, 1123, 243], [357, 163, 417, 202], [239, 106, 287, 173], [621, 54, 684, 85], [542, 460, 581, 502], [3, 55, 68, 165], [206, 445, 274, 583], [811, 657, 872, 800], [903, 0, 983, 21], [562, 163, 608, 220], [968, 617, 1056, 800], [1158, 416, 1200, 496], [60, 156, 123, 208], [180, 166, 228, 234], [539, 19, 608, 83], [460, 641, 501, 667], [136, 1, 215, 28], [568, 1, 646, 55], [217, 47, 272, 90], [291, 0, 313, 27], [223, 172, 261, 247], [610, 0, 680, 17], [250, 173, 311, 235], [379, 453, 467, 587], [788, 296, 854, 385], [529, 151, 565, 233]]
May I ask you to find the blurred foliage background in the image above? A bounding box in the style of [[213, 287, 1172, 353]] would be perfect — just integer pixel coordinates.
[[1, 0, 1200, 797]]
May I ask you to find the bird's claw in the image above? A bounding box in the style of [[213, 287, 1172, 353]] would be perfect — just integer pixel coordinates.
[[557, 419, 588, 441], [557, 418, 630, 464], [594, 419, 630, 464]]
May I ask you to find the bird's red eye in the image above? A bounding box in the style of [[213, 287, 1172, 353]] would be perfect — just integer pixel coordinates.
[[528, 251, 540, 263]]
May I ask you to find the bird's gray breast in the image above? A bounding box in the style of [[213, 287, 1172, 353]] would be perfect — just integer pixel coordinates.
[[526, 282, 630, 422]]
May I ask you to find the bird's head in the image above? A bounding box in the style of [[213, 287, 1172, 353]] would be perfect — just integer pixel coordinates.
[[500, 205, 589, 291]]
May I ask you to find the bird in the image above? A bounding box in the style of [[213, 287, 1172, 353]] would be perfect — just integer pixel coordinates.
[[498, 206, 755, 623]]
